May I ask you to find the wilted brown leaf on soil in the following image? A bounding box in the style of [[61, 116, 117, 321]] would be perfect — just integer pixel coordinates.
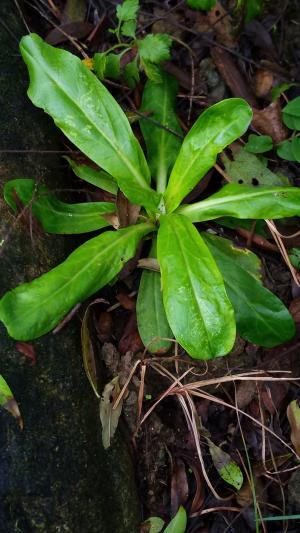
[[118, 313, 144, 354], [81, 299, 108, 398], [116, 292, 136, 311], [45, 22, 93, 45], [252, 101, 289, 144], [171, 458, 189, 516], [15, 341, 36, 365], [207, 3, 235, 49], [117, 190, 141, 228], [100, 376, 123, 449], [235, 380, 256, 410], [254, 69, 274, 98]]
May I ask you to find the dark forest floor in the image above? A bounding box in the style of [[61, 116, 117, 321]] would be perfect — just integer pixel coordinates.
[[6, 1, 300, 531]]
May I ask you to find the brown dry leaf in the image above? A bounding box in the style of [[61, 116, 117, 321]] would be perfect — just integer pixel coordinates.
[[99, 376, 123, 449], [119, 324, 144, 354], [260, 382, 289, 415], [15, 341, 36, 365], [287, 399, 300, 457], [138, 258, 160, 272], [62, 0, 86, 24], [181, 455, 205, 513], [101, 212, 120, 230], [235, 380, 256, 409], [289, 298, 300, 323], [207, 2, 236, 48], [254, 69, 274, 98], [45, 22, 93, 45], [210, 47, 258, 107], [252, 100, 289, 144], [192, 12, 211, 34], [98, 311, 113, 337], [81, 298, 108, 398], [152, 7, 185, 40], [116, 292, 136, 311], [117, 190, 141, 228], [171, 458, 189, 516], [236, 474, 264, 507], [255, 454, 291, 476]]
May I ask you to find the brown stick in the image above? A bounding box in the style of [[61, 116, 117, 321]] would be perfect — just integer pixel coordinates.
[[210, 46, 258, 108]]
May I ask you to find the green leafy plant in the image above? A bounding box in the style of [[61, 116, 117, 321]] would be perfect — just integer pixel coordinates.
[[143, 506, 187, 533], [1, 34, 300, 360], [236, 0, 264, 22], [89, 0, 172, 86], [244, 96, 300, 163], [186, 0, 217, 11]]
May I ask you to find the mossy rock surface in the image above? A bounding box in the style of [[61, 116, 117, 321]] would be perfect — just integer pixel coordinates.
[[0, 2, 139, 531]]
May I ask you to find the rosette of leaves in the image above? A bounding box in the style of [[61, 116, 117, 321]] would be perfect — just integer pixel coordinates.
[[1, 34, 300, 360]]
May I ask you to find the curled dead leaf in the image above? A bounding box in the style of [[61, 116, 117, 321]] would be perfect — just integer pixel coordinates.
[[101, 212, 120, 230], [100, 376, 123, 449], [254, 69, 274, 99], [208, 2, 236, 49], [116, 292, 136, 311], [15, 341, 36, 365], [252, 101, 289, 144], [81, 298, 108, 398], [138, 258, 160, 272], [117, 190, 141, 228], [171, 458, 189, 516], [235, 380, 256, 409]]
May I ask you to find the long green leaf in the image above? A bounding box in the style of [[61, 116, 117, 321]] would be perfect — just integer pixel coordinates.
[[20, 34, 160, 211], [0, 223, 153, 340], [202, 233, 296, 346], [179, 183, 300, 222], [139, 71, 182, 192], [136, 239, 173, 353], [64, 156, 118, 195], [4, 179, 115, 234], [157, 214, 235, 359], [164, 506, 187, 533], [164, 98, 252, 213]]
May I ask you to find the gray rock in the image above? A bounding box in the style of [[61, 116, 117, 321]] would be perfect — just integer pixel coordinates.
[[0, 2, 139, 531]]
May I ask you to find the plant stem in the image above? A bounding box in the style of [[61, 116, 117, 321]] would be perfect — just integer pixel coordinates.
[[105, 42, 131, 54], [156, 165, 167, 194]]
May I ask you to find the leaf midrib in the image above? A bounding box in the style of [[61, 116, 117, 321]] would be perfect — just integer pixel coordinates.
[[183, 186, 300, 220], [166, 115, 241, 208], [41, 200, 115, 221], [24, 44, 148, 192], [171, 221, 212, 354], [6, 226, 147, 326]]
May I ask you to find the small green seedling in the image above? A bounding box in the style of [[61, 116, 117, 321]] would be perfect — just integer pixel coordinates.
[[244, 95, 300, 164], [186, 0, 217, 11], [88, 0, 172, 86], [143, 505, 187, 533], [1, 34, 300, 360]]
